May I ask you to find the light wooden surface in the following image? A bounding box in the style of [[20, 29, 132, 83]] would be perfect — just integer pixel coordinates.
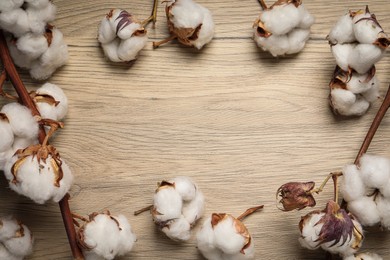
[[1, 0, 390, 259]]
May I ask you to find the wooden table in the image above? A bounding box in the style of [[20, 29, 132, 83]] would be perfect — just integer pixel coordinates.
[[1, 0, 390, 259]]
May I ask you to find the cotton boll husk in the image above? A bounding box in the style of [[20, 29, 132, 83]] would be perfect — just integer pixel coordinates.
[[299, 212, 324, 249], [330, 88, 369, 116], [189, 6, 214, 49], [162, 217, 191, 241], [169, 0, 204, 29], [321, 219, 363, 257], [0, 244, 22, 260], [3, 224, 33, 257], [16, 33, 49, 60], [4, 155, 73, 204], [297, 5, 315, 29], [30, 28, 68, 80], [331, 44, 354, 71], [359, 154, 390, 189], [1, 103, 38, 140], [353, 13, 383, 44], [260, 4, 301, 35], [153, 186, 182, 222], [0, 0, 23, 12], [101, 39, 121, 62], [117, 35, 148, 62], [0, 118, 14, 153], [375, 195, 390, 229], [213, 215, 247, 255], [83, 214, 136, 260], [254, 33, 289, 57], [182, 190, 204, 224], [328, 13, 356, 44], [348, 44, 385, 74], [348, 197, 380, 226], [26, 2, 56, 34], [341, 164, 366, 202], [286, 28, 310, 55], [0, 9, 29, 37], [36, 83, 68, 121], [196, 217, 222, 260]]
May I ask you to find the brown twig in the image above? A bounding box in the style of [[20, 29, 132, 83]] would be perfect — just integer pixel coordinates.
[[237, 205, 264, 221], [257, 0, 268, 10], [134, 204, 153, 215], [0, 30, 84, 260]]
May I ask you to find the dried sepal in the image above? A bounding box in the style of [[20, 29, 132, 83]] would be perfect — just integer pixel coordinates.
[[270, 0, 302, 9], [253, 19, 272, 38], [30, 91, 60, 107], [277, 181, 316, 211], [44, 24, 54, 46], [0, 112, 9, 122], [114, 10, 146, 36]]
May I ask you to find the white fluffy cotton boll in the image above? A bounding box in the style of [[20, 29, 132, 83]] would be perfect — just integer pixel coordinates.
[[197, 217, 222, 260], [375, 195, 390, 229], [4, 155, 73, 204], [0, 9, 29, 37], [82, 213, 136, 260], [168, 0, 204, 30], [35, 83, 68, 121], [0, 244, 22, 260], [348, 44, 385, 74], [26, 2, 57, 34], [359, 154, 390, 189], [117, 35, 148, 62], [161, 217, 191, 241], [0, 115, 14, 153], [171, 176, 197, 201], [328, 13, 356, 44], [0, 216, 22, 241], [361, 84, 380, 103], [286, 28, 310, 55], [341, 164, 366, 202], [213, 215, 247, 255], [0, 0, 23, 12], [98, 16, 116, 44], [0, 149, 14, 172], [30, 28, 68, 80], [12, 137, 38, 152], [351, 252, 383, 260], [153, 185, 183, 222], [353, 13, 383, 44], [254, 33, 289, 57], [330, 88, 370, 116], [25, 0, 51, 9], [346, 72, 378, 94], [183, 190, 205, 223], [101, 39, 121, 62], [1, 103, 38, 140], [16, 33, 49, 60], [298, 212, 324, 250], [7, 37, 34, 69], [297, 5, 315, 29], [348, 197, 380, 226], [260, 4, 301, 35], [3, 223, 33, 257], [321, 219, 363, 257], [331, 43, 354, 71], [189, 6, 214, 50]]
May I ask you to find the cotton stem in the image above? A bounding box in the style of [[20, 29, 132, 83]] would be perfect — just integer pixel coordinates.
[[236, 205, 264, 221], [153, 35, 177, 48], [134, 205, 153, 215], [311, 172, 341, 195], [142, 0, 159, 28], [0, 30, 84, 260], [257, 0, 268, 10]]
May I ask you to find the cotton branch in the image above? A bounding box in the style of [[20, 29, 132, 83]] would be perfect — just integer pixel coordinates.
[[0, 30, 84, 260]]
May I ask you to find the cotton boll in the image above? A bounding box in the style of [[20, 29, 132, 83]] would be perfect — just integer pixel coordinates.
[[4, 154, 73, 204], [331, 43, 354, 71], [12, 137, 38, 152], [375, 195, 390, 229], [82, 213, 136, 260], [353, 13, 383, 44], [182, 190, 204, 223], [153, 185, 183, 222], [107, 10, 142, 40], [359, 154, 390, 189], [0, 149, 14, 171], [7, 37, 34, 69], [348, 44, 385, 74], [341, 164, 366, 202], [0, 9, 29, 37], [286, 28, 310, 55], [213, 215, 247, 255], [161, 216, 191, 241], [0, 115, 14, 153], [297, 5, 315, 29], [3, 223, 33, 257], [101, 39, 121, 62], [35, 83, 68, 121], [352, 252, 383, 260], [348, 197, 380, 226], [189, 6, 214, 49], [117, 34, 148, 62], [379, 179, 390, 198], [0, 0, 23, 12], [0, 216, 22, 241], [298, 212, 324, 249], [197, 217, 222, 260], [361, 79, 380, 103], [25, 0, 51, 9], [171, 176, 197, 201], [98, 16, 116, 44], [328, 13, 356, 44], [0, 243, 22, 260], [254, 33, 290, 57], [168, 0, 204, 29], [30, 28, 68, 80], [1, 103, 38, 140], [347, 72, 376, 94], [260, 4, 301, 35], [329, 88, 370, 116], [16, 33, 49, 60], [26, 2, 57, 34]]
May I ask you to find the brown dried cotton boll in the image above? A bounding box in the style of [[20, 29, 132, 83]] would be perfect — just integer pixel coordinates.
[[277, 181, 316, 211]]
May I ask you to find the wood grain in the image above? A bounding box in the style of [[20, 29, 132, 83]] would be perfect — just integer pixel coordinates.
[[1, 0, 390, 259]]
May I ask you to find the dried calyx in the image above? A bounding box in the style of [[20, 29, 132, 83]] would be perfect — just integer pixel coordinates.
[[196, 206, 263, 260], [74, 210, 136, 260], [277, 181, 316, 211], [153, 0, 215, 49]]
